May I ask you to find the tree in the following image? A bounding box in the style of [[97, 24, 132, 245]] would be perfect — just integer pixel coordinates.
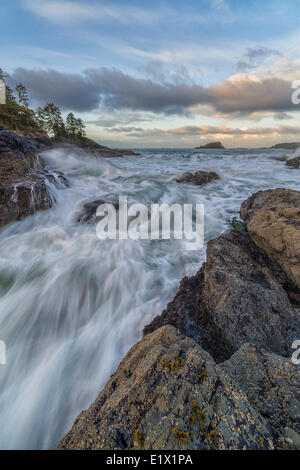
[[39, 103, 65, 137], [16, 83, 29, 108], [75, 118, 86, 137], [66, 112, 77, 136]]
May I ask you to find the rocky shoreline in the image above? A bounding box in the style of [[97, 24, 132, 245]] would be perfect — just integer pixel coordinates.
[[0, 127, 69, 227], [58, 188, 300, 451], [0, 128, 139, 228]]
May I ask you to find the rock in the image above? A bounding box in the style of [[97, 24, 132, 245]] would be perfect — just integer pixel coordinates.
[[76, 199, 119, 224], [286, 156, 300, 169], [55, 136, 140, 158], [241, 189, 300, 290], [0, 128, 68, 226], [220, 343, 300, 448], [195, 142, 225, 149], [27, 134, 53, 152], [271, 143, 300, 150], [144, 231, 299, 362], [176, 171, 220, 186], [58, 325, 274, 450]]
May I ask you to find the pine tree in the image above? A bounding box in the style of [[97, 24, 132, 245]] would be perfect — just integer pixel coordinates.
[[40, 103, 65, 137], [75, 118, 86, 137], [16, 83, 29, 108], [66, 112, 77, 136]]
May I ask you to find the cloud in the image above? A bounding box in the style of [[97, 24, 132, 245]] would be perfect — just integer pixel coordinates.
[[106, 124, 300, 140], [209, 0, 230, 12], [11, 67, 297, 116], [23, 0, 156, 25], [273, 112, 293, 120], [237, 47, 282, 72], [87, 111, 156, 127]]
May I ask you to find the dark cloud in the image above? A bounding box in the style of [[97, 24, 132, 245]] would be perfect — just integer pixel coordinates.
[[107, 124, 300, 138], [10, 66, 296, 116], [237, 47, 282, 72]]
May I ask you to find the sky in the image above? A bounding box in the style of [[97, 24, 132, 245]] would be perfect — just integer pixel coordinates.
[[1, 0, 300, 148]]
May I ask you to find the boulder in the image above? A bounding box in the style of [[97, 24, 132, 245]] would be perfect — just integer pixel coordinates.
[[286, 156, 300, 169], [76, 199, 119, 225], [176, 171, 220, 186], [241, 189, 300, 290], [144, 231, 299, 362], [58, 326, 274, 450]]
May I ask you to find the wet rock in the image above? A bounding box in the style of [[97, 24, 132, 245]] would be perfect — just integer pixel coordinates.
[[144, 231, 299, 362], [76, 199, 119, 225], [176, 171, 220, 186], [221, 343, 300, 448], [0, 128, 68, 226], [241, 188, 300, 289], [58, 325, 274, 450], [286, 156, 300, 169]]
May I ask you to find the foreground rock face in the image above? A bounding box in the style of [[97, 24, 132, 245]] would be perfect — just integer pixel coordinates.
[[0, 128, 67, 226], [241, 189, 300, 290], [58, 326, 275, 450], [145, 231, 299, 362], [176, 171, 220, 186], [221, 343, 300, 449], [286, 156, 300, 169]]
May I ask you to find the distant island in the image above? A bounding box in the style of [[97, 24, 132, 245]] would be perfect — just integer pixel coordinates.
[[195, 141, 225, 149], [271, 142, 300, 150]]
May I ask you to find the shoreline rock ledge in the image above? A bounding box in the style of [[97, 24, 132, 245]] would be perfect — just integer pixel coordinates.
[[0, 127, 68, 227], [58, 189, 300, 451]]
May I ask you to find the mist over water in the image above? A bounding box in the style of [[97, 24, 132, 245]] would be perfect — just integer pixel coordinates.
[[0, 146, 298, 449]]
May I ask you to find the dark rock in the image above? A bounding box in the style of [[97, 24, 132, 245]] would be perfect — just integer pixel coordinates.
[[271, 143, 300, 150], [176, 171, 220, 186], [0, 128, 68, 226], [286, 156, 300, 169], [195, 142, 225, 149], [144, 231, 299, 362], [58, 326, 274, 450], [56, 136, 140, 158], [76, 199, 119, 225]]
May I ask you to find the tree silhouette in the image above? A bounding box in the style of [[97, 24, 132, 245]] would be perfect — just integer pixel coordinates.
[[16, 84, 29, 108]]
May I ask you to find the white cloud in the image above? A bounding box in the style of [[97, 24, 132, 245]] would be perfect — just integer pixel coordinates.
[[23, 0, 157, 25]]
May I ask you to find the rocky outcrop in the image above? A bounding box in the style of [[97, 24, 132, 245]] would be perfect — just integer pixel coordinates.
[[58, 325, 275, 450], [58, 189, 300, 451], [176, 171, 220, 186], [144, 231, 299, 362], [272, 143, 300, 150], [286, 156, 300, 169], [195, 142, 225, 149], [76, 199, 119, 225], [0, 128, 68, 226], [56, 136, 140, 158], [241, 189, 300, 290]]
